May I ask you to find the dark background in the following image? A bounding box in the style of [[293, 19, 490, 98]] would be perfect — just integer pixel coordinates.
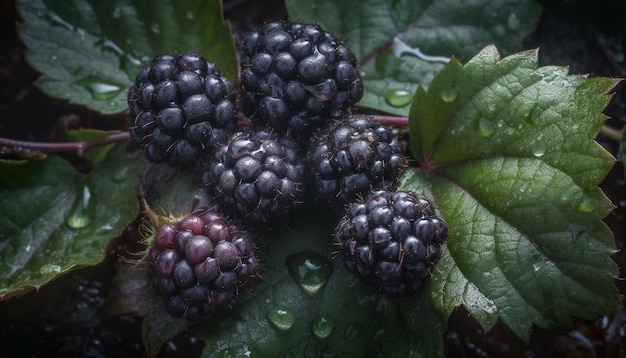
[[1, 0, 626, 356]]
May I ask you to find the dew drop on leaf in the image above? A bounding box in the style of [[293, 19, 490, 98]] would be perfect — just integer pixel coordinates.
[[266, 307, 295, 332], [441, 88, 458, 102], [531, 139, 546, 157], [66, 184, 96, 229], [312, 314, 335, 339], [112, 7, 122, 18], [576, 196, 596, 213], [75, 76, 123, 101], [507, 13, 521, 31], [384, 89, 413, 107], [475, 117, 496, 138], [286, 251, 333, 295], [40, 264, 61, 275]]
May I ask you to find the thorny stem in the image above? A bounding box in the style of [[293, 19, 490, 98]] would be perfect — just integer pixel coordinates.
[[0, 131, 131, 157]]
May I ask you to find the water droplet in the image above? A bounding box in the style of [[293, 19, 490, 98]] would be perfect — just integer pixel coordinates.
[[66, 184, 96, 229], [112, 7, 122, 18], [218, 348, 236, 358], [50, 55, 58, 62], [532, 263, 541, 272], [40, 264, 61, 275], [151, 24, 160, 34], [475, 117, 496, 138], [343, 321, 365, 342], [112, 166, 129, 182], [531, 139, 546, 157], [75, 76, 123, 101], [384, 89, 413, 107], [286, 251, 333, 295], [312, 314, 335, 339], [441, 88, 458, 102], [266, 307, 295, 331], [507, 13, 521, 31], [576, 196, 596, 213]]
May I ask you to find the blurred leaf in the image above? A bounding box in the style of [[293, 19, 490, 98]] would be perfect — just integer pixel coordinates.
[[286, 0, 542, 115], [16, 0, 236, 114], [400, 45, 620, 340], [0, 144, 140, 300]]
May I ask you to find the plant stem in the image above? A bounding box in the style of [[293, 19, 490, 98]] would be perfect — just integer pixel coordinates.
[[600, 124, 623, 143], [373, 115, 409, 126], [0, 131, 131, 157]]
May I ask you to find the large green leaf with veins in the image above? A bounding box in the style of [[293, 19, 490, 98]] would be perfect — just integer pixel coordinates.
[[400, 45, 621, 340], [0, 144, 139, 299], [16, 0, 236, 114], [286, 0, 542, 115]]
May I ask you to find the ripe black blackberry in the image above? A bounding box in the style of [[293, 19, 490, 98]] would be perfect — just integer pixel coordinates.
[[333, 189, 447, 296], [146, 207, 259, 321], [308, 115, 406, 206], [239, 21, 364, 137], [128, 53, 237, 166], [201, 128, 305, 224]]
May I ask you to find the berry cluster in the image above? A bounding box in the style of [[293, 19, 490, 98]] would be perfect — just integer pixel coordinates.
[[147, 195, 259, 321], [334, 190, 447, 296], [308, 115, 406, 205], [131, 20, 446, 321], [201, 128, 305, 224], [128, 53, 236, 166], [239, 21, 364, 137]]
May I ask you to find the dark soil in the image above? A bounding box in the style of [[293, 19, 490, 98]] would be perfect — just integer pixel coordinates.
[[1, 0, 626, 357]]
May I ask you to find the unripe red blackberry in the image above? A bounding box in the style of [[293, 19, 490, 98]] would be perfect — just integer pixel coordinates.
[[334, 189, 447, 296], [147, 208, 259, 321], [239, 21, 363, 137], [201, 128, 306, 224], [308, 115, 406, 206], [128, 53, 237, 166]]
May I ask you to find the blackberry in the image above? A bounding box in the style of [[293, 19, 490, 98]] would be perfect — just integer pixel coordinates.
[[308, 115, 406, 205], [333, 189, 447, 296], [239, 21, 363, 136], [128, 53, 237, 166], [147, 209, 259, 321], [201, 128, 305, 224]]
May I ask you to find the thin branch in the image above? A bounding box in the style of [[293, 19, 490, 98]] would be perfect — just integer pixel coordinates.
[[372, 115, 409, 127], [599, 124, 623, 143], [0, 131, 131, 157]]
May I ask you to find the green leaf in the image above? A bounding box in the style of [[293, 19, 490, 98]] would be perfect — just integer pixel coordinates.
[[0, 144, 139, 299], [401, 45, 621, 340], [16, 0, 236, 114], [109, 198, 444, 357], [286, 0, 542, 116], [195, 208, 443, 357]]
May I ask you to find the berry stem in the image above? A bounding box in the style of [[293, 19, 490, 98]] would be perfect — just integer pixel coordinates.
[[0, 131, 131, 157], [372, 115, 409, 127]]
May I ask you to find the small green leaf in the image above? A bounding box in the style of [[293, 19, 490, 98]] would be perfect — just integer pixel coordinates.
[[286, 0, 542, 115], [401, 45, 620, 340], [16, 0, 236, 114], [0, 144, 139, 299]]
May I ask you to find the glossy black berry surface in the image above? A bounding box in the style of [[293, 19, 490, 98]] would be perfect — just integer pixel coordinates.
[[128, 53, 237, 166], [239, 21, 364, 137], [201, 128, 306, 224], [334, 189, 447, 296], [308, 115, 406, 206]]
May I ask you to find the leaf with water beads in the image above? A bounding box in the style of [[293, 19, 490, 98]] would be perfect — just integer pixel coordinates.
[[401, 44, 621, 341], [0, 144, 139, 299]]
